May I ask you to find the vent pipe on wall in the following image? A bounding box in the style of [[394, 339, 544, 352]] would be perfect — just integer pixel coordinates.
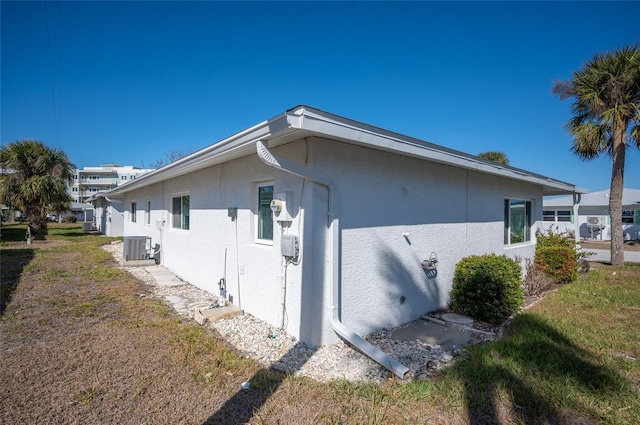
[[256, 140, 410, 379]]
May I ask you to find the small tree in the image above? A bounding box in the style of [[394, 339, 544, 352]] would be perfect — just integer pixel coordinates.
[[478, 151, 510, 165], [145, 149, 193, 169], [0, 140, 75, 238]]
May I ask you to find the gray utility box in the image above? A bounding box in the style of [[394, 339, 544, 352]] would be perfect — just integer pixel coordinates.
[[123, 236, 151, 261]]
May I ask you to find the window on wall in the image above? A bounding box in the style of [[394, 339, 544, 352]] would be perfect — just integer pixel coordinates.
[[172, 195, 190, 230], [504, 199, 532, 245], [130, 202, 137, 223], [146, 200, 151, 225], [622, 210, 636, 224], [257, 183, 274, 242], [557, 210, 571, 222], [544, 210, 572, 222]]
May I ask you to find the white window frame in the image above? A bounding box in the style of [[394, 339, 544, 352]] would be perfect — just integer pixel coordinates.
[[255, 181, 274, 245], [130, 202, 137, 223], [171, 194, 190, 230], [543, 210, 572, 222], [504, 198, 532, 245], [145, 199, 151, 226]]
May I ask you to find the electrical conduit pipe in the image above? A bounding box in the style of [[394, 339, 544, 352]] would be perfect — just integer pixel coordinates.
[[256, 141, 410, 379]]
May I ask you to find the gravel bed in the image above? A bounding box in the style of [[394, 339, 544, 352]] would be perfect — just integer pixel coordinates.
[[103, 241, 493, 383]]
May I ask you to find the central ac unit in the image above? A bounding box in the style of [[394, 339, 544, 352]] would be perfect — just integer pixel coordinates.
[[586, 216, 606, 227], [123, 236, 152, 260]]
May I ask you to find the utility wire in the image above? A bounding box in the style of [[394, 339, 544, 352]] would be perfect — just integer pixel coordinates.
[[44, 0, 61, 147]]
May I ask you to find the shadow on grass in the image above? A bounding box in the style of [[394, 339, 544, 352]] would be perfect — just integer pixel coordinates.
[[203, 342, 316, 424], [0, 248, 35, 315], [46, 231, 91, 238], [447, 314, 623, 424]]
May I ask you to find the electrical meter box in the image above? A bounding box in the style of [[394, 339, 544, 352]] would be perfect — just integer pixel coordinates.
[[281, 234, 299, 258], [271, 191, 293, 222]]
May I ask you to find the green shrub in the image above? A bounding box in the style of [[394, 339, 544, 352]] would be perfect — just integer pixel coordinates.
[[535, 245, 578, 284], [65, 215, 77, 223], [450, 254, 524, 325], [534, 228, 581, 284], [536, 228, 577, 250]]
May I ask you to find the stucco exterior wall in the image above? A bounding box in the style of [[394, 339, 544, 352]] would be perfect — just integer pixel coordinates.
[[121, 136, 543, 347], [93, 198, 124, 237], [308, 138, 541, 340], [122, 141, 318, 342]]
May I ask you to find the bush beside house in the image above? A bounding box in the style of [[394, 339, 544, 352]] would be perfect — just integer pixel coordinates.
[[534, 229, 581, 284], [450, 254, 524, 325]]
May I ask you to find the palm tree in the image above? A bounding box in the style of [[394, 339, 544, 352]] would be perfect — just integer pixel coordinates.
[[0, 140, 75, 239], [553, 46, 640, 266], [478, 151, 510, 165]]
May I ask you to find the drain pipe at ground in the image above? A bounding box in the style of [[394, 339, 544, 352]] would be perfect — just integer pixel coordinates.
[[256, 141, 410, 380]]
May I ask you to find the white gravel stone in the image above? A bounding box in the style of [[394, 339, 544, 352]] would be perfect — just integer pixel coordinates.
[[103, 241, 492, 383]]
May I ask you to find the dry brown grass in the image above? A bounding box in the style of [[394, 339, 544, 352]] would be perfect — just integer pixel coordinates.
[[2, 224, 639, 425], [0, 226, 457, 424]]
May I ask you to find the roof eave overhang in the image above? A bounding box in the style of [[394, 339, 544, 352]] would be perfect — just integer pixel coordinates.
[[107, 112, 299, 196], [284, 106, 585, 196], [107, 105, 584, 198]]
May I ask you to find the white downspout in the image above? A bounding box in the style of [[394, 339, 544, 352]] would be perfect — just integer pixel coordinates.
[[256, 141, 410, 379]]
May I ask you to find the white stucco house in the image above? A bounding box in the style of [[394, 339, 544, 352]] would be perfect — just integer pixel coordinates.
[[543, 188, 640, 240], [87, 193, 125, 237], [60, 202, 95, 222], [105, 106, 584, 377]]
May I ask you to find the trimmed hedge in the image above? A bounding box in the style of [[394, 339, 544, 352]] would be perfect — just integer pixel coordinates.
[[450, 254, 524, 325]]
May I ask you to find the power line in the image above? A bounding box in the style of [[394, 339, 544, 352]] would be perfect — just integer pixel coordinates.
[[44, 0, 61, 147]]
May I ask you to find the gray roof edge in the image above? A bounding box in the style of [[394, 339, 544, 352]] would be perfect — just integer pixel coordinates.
[[291, 106, 583, 194], [107, 105, 583, 197], [107, 112, 295, 196], [544, 188, 640, 207]]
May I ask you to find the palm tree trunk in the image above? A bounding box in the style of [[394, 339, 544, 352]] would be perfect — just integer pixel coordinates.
[[609, 121, 626, 266]]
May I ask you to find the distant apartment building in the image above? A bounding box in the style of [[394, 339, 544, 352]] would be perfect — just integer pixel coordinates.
[[69, 163, 153, 203]]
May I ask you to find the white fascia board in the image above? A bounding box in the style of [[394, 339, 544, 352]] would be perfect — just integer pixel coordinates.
[[108, 114, 295, 196], [291, 106, 584, 196], [107, 104, 585, 197]]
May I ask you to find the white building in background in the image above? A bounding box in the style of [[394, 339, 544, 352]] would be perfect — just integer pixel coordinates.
[[543, 188, 640, 240], [69, 163, 153, 203]]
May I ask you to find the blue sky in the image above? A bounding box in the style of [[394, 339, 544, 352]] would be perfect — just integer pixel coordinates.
[[2, 1, 639, 192]]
